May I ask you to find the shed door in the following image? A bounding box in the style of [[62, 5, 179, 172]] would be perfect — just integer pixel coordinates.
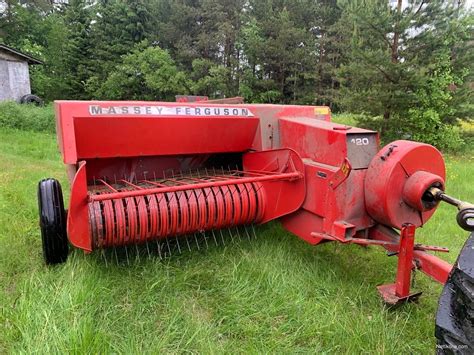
[[0, 60, 12, 101], [8, 61, 31, 101]]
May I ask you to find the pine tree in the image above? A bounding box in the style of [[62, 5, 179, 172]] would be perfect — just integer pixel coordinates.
[[86, 0, 153, 97], [336, 0, 472, 150], [62, 0, 92, 99]]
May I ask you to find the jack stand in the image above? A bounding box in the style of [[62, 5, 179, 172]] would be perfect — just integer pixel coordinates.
[[377, 224, 422, 306]]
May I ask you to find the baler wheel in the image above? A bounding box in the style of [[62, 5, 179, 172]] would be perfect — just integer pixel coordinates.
[[435, 232, 474, 353], [38, 178, 68, 265]]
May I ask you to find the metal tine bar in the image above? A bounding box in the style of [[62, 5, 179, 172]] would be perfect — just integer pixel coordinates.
[[92, 171, 295, 201], [200, 174, 240, 181], [119, 179, 144, 190], [192, 170, 206, 201], [142, 180, 169, 187], [243, 169, 287, 176], [153, 178, 191, 186], [177, 176, 225, 184], [200, 173, 246, 181], [97, 178, 119, 193]]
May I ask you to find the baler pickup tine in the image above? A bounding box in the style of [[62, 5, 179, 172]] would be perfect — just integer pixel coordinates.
[[251, 224, 257, 239], [202, 232, 209, 249], [135, 243, 141, 263], [165, 237, 172, 257], [156, 239, 163, 260], [175, 236, 182, 254], [145, 241, 152, 259], [101, 249, 108, 267], [244, 225, 252, 241], [185, 235, 192, 251], [210, 229, 218, 246], [235, 226, 242, 242], [124, 245, 130, 265], [195, 233, 202, 250], [218, 229, 225, 246], [227, 228, 234, 242], [113, 246, 119, 265]]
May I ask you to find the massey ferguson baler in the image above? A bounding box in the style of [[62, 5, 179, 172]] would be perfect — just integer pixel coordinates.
[[38, 100, 474, 346]]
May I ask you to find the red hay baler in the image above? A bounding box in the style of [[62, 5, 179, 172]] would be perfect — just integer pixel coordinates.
[[38, 99, 474, 347]]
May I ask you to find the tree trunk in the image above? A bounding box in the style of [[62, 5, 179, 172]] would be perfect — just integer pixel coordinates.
[[385, 0, 402, 126], [391, 0, 402, 64]]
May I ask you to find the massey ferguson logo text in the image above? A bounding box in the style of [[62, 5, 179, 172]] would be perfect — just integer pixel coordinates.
[[89, 105, 254, 117]]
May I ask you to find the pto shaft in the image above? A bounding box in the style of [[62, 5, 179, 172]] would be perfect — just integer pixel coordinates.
[[426, 187, 474, 232]]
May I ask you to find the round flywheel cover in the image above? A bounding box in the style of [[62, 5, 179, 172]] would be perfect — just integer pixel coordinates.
[[364, 140, 445, 229]]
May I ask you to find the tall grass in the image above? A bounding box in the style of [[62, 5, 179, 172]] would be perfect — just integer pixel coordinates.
[[0, 101, 55, 133]]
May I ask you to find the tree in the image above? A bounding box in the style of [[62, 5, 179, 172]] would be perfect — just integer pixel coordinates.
[[336, 0, 472, 149], [238, 0, 344, 105], [96, 41, 190, 101], [85, 0, 154, 96], [61, 0, 92, 99]]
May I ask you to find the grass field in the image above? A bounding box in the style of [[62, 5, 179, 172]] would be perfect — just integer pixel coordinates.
[[0, 120, 472, 353]]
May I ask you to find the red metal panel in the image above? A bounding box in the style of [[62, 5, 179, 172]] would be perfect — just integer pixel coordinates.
[[67, 161, 92, 251], [54, 101, 260, 163], [279, 117, 377, 167], [242, 149, 305, 223], [73, 116, 259, 159], [280, 210, 325, 245]]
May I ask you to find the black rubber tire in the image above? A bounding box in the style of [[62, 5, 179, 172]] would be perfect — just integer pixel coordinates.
[[20, 94, 43, 106], [435, 232, 474, 353], [38, 178, 68, 265]]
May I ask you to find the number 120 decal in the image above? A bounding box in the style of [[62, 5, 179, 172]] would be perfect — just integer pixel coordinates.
[[350, 138, 370, 146]]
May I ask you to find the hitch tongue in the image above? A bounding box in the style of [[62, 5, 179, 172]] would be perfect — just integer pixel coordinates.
[[426, 187, 474, 231]]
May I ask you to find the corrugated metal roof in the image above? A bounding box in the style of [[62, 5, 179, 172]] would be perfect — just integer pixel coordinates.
[[0, 44, 43, 65]]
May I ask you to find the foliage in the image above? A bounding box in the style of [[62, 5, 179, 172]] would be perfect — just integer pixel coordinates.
[[336, 0, 473, 150], [0, 101, 55, 132], [0, 0, 472, 150], [190, 59, 229, 98], [94, 42, 190, 101]]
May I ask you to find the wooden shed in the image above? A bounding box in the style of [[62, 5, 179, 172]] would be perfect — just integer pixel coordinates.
[[0, 44, 42, 103]]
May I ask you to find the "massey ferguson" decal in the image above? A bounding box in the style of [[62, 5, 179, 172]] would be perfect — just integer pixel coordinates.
[[89, 105, 254, 117]]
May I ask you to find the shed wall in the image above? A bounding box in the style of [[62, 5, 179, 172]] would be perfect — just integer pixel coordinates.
[[0, 59, 31, 102]]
